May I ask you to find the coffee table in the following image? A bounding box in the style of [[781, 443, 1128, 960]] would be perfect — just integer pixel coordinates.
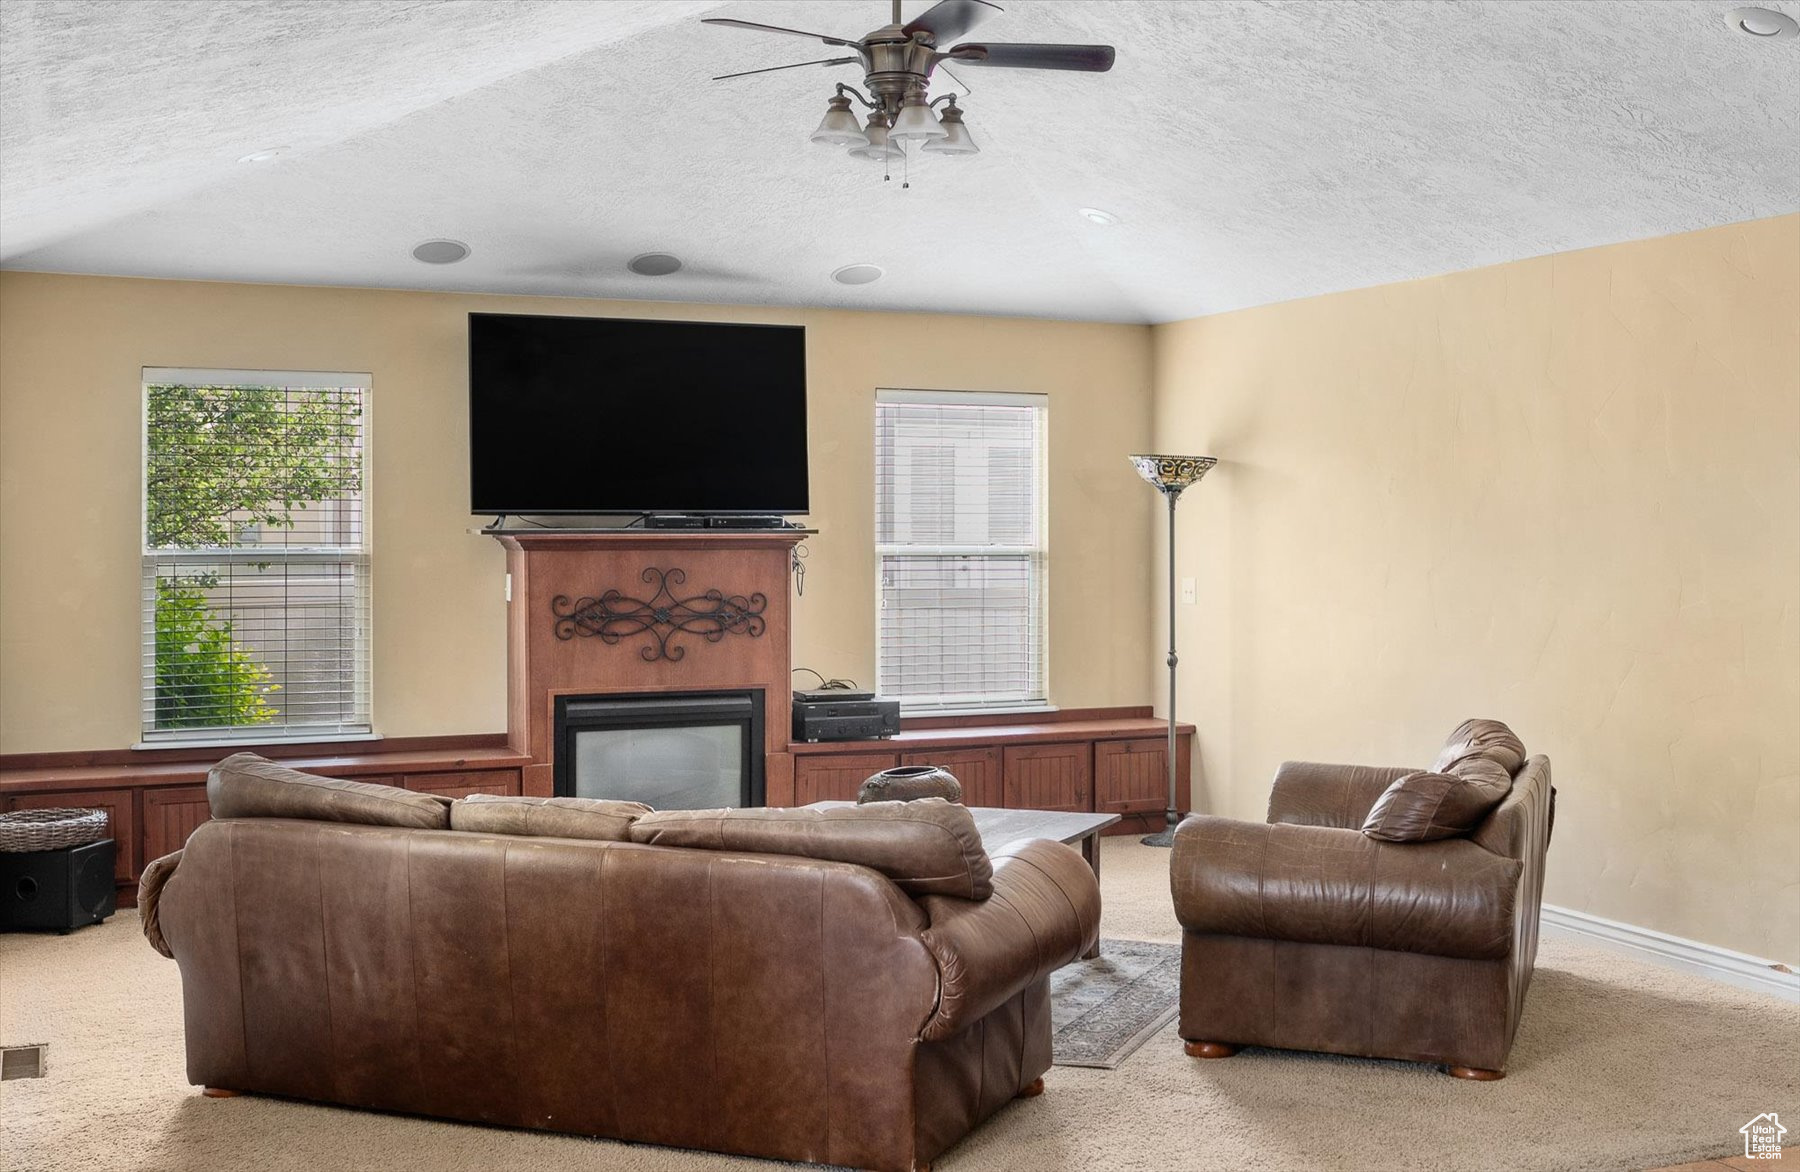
[[805, 802, 1119, 959]]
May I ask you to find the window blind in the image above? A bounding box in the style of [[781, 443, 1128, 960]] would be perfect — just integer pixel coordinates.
[[876, 391, 1047, 710], [141, 369, 370, 742]]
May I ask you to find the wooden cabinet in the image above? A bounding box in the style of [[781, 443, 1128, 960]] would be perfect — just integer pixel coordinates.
[[1001, 742, 1092, 812], [1094, 738, 1170, 816], [142, 785, 212, 862], [2, 789, 136, 883], [403, 770, 522, 800], [900, 747, 1002, 808], [791, 752, 898, 805]]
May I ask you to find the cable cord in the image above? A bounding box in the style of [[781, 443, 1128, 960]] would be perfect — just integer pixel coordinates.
[[792, 667, 858, 691]]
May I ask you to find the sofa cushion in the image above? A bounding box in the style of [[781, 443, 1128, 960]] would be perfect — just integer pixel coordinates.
[[1362, 757, 1513, 843], [451, 793, 651, 841], [628, 799, 993, 900], [1431, 717, 1527, 776], [207, 753, 451, 830]]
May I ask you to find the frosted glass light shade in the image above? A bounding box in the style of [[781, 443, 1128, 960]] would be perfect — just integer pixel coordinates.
[[889, 97, 947, 144], [847, 113, 903, 161], [922, 102, 978, 154], [810, 96, 868, 147]]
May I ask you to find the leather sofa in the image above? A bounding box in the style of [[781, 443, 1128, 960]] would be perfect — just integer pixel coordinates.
[[1170, 720, 1554, 1079], [140, 755, 1101, 1172]]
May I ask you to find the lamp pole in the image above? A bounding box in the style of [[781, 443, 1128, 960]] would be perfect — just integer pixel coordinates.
[[1128, 455, 1216, 848]]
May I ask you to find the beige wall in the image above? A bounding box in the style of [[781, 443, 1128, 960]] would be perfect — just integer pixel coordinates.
[[1152, 214, 1800, 960], [0, 274, 1156, 752]]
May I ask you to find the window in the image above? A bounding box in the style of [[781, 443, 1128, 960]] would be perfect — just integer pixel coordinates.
[[876, 390, 1047, 711], [141, 368, 370, 742]]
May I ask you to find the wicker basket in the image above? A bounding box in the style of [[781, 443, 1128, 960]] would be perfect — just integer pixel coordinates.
[[0, 808, 110, 853]]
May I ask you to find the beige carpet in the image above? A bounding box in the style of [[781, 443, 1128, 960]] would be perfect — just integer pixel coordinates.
[[2, 839, 1795, 1172]]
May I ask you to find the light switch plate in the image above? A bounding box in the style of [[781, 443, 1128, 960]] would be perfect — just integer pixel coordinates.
[[1181, 577, 1197, 604]]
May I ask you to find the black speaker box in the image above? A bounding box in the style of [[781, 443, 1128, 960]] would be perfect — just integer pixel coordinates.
[[0, 839, 117, 933]]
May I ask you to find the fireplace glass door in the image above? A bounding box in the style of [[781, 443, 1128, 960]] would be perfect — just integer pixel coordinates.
[[554, 691, 764, 809]]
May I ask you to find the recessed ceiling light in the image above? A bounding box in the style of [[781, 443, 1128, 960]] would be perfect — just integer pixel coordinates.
[[831, 263, 884, 286], [1727, 6, 1798, 37], [411, 239, 471, 264], [237, 148, 283, 163], [1078, 207, 1120, 226], [627, 252, 683, 276]]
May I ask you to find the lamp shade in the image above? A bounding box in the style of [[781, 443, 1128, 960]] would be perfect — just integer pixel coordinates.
[[1129, 453, 1217, 497], [889, 95, 947, 144], [922, 100, 978, 154], [810, 95, 869, 147], [847, 112, 904, 161]]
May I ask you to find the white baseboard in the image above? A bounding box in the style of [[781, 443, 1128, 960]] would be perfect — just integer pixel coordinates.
[[1540, 903, 1799, 1003]]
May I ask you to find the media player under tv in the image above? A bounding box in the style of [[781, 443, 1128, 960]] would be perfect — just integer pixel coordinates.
[[644, 515, 797, 531], [792, 694, 900, 742]]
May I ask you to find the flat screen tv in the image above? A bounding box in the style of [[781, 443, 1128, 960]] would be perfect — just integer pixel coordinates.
[[469, 312, 808, 515]]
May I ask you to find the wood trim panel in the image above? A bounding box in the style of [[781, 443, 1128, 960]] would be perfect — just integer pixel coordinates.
[[0, 732, 512, 773], [765, 752, 796, 808], [900, 706, 1153, 731], [0, 746, 535, 795], [900, 747, 1003, 808], [142, 785, 212, 863], [2, 788, 138, 884], [402, 771, 522, 799], [791, 752, 899, 805], [1001, 742, 1093, 813], [1094, 738, 1171, 815], [789, 718, 1194, 756]]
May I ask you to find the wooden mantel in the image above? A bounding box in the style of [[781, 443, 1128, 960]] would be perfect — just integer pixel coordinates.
[[494, 530, 808, 801]]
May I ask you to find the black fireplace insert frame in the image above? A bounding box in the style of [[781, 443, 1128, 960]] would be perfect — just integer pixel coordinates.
[[552, 689, 766, 808]]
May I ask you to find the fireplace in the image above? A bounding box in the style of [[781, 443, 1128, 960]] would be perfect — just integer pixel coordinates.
[[553, 690, 765, 809]]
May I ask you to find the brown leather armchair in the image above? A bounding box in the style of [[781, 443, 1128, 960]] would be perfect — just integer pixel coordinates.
[[1170, 720, 1554, 1079]]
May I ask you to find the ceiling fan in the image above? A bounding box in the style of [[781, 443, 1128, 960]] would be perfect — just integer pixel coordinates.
[[704, 0, 1115, 171]]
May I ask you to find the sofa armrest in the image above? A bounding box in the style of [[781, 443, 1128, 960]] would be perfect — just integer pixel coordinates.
[[138, 849, 182, 959], [915, 839, 1101, 1042], [1171, 815, 1522, 960], [1265, 760, 1417, 829]]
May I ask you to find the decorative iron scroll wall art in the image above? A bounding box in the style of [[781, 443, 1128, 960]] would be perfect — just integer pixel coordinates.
[[550, 567, 768, 661]]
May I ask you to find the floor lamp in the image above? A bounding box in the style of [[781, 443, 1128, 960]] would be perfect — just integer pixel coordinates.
[[1129, 454, 1217, 847]]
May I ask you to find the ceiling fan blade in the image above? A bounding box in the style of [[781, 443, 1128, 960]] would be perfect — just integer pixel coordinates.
[[700, 17, 858, 48], [713, 56, 860, 81], [944, 42, 1116, 71], [902, 0, 1003, 44]]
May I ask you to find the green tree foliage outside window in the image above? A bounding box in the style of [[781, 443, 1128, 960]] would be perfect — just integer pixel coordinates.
[[153, 580, 278, 729], [147, 381, 363, 730]]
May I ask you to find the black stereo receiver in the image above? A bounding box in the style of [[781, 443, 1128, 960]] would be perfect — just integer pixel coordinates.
[[792, 694, 900, 742]]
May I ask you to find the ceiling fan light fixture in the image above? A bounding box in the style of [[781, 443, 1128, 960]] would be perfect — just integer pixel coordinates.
[[810, 94, 869, 146], [700, 5, 1116, 184], [889, 94, 947, 144], [846, 111, 903, 161], [922, 98, 978, 155]]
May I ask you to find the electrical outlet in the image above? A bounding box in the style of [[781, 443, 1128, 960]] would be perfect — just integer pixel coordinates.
[[1181, 577, 1196, 604]]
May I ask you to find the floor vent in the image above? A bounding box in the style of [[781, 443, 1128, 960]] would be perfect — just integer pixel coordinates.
[[1, 1044, 47, 1080]]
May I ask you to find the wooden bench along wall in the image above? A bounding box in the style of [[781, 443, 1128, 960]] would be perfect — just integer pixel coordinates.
[[0, 735, 531, 908], [0, 711, 1192, 909]]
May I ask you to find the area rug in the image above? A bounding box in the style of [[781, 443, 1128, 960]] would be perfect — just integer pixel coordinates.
[[1049, 938, 1180, 1069]]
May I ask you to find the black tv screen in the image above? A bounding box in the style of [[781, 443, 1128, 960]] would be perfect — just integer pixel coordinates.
[[469, 313, 808, 515]]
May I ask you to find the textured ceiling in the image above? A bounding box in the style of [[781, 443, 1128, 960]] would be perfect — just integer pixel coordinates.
[[2, 0, 1796, 323]]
